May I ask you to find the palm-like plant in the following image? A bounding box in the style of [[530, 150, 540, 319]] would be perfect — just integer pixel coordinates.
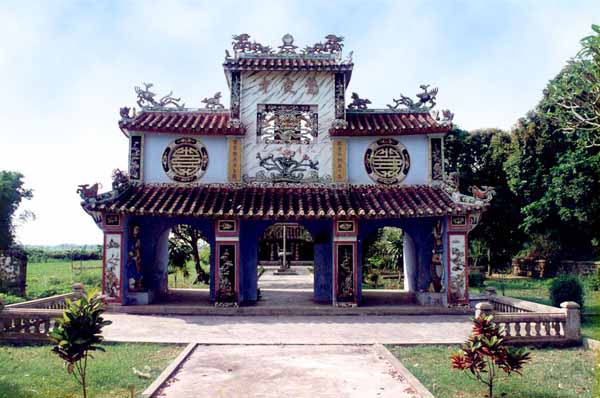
[[451, 315, 531, 398], [49, 291, 112, 398]]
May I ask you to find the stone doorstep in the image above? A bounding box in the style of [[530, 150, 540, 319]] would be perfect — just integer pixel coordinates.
[[141, 344, 434, 398]]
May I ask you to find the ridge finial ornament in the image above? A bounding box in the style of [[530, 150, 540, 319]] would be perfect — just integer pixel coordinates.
[[347, 92, 371, 110], [278, 33, 298, 54], [387, 84, 438, 111], [134, 82, 185, 110], [201, 92, 225, 110]]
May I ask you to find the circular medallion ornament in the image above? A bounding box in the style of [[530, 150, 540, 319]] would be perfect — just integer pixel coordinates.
[[162, 137, 208, 183], [364, 138, 410, 185]]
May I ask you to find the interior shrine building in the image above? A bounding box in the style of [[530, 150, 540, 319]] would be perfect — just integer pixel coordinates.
[[79, 34, 492, 308]]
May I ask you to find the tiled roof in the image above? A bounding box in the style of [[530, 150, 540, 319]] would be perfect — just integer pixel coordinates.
[[85, 184, 481, 219], [223, 56, 353, 72], [330, 111, 449, 136], [119, 111, 245, 136]]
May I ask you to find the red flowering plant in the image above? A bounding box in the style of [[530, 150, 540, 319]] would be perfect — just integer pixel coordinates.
[[451, 315, 531, 398]]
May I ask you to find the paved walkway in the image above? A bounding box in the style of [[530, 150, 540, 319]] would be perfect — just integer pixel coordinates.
[[104, 314, 471, 344], [156, 344, 429, 398]]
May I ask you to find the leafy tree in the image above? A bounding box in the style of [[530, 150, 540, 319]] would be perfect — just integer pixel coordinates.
[[0, 171, 33, 250], [451, 315, 531, 398], [363, 227, 403, 271], [49, 292, 112, 398], [167, 237, 192, 284], [547, 24, 600, 148], [506, 34, 600, 261], [170, 225, 209, 284], [445, 128, 523, 272]]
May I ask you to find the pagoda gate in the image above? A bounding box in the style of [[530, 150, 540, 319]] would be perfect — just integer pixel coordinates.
[[79, 34, 492, 307]]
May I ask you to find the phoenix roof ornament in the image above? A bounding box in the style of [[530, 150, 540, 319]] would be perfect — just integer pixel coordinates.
[[134, 82, 185, 110], [387, 84, 439, 111]]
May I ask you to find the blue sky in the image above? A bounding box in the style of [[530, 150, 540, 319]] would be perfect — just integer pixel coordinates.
[[1, 0, 599, 245]]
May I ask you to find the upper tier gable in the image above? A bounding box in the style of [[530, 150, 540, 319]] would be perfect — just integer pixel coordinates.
[[223, 34, 353, 87]]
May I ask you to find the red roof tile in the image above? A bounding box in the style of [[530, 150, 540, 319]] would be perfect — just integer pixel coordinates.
[[330, 111, 449, 136], [119, 111, 245, 136], [86, 184, 480, 219]]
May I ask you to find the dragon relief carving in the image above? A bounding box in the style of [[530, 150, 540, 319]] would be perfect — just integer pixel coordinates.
[[471, 186, 496, 203], [387, 84, 438, 111], [242, 150, 331, 184], [303, 34, 344, 54], [134, 82, 185, 110], [77, 169, 131, 204]]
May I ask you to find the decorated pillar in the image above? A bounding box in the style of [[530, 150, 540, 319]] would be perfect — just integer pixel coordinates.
[[100, 213, 125, 304], [214, 219, 240, 306], [333, 220, 358, 307], [446, 214, 479, 305]]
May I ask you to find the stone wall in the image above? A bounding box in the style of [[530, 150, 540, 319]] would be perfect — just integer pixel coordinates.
[[0, 248, 27, 296], [557, 260, 600, 277]]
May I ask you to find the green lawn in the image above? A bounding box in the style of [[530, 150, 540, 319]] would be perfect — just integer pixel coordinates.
[[478, 276, 600, 340], [388, 345, 595, 398], [1, 260, 102, 305], [167, 260, 209, 289], [0, 342, 183, 398]]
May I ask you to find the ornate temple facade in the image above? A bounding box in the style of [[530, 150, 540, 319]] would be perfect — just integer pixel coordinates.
[[79, 34, 492, 307]]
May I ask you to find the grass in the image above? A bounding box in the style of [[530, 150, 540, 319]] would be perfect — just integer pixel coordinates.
[[0, 342, 183, 398], [388, 345, 595, 398], [1, 260, 102, 305], [478, 276, 600, 340], [167, 260, 209, 289]]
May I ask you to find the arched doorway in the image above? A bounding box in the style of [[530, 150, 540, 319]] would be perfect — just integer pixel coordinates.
[[362, 227, 405, 291], [167, 225, 211, 289], [256, 223, 315, 305], [145, 220, 214, 305]]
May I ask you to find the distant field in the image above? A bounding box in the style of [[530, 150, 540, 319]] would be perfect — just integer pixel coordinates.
[[0, 260, 102, 304]]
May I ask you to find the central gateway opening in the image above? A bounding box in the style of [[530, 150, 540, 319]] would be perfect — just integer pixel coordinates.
[[257, 223, 315, 305]]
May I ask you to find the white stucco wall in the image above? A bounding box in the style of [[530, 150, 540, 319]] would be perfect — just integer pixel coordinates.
[[346, 135, 429, 185], [240, 71, 335, 180], [141, 133, 228, 184]]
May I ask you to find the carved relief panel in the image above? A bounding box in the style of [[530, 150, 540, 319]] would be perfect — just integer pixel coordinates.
[[240, 71, 335, 183], [103, 233, 122, 302]]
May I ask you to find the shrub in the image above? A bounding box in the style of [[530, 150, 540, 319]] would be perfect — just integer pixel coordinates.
[[49, 291, 112, 398], [549, 275, 585, 308], [451, 315, 531, 398], [468, 272, 485, 288], [590, 268, 600, 291]]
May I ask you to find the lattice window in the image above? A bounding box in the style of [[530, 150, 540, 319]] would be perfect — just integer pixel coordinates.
[[257, 104, 318, 144]]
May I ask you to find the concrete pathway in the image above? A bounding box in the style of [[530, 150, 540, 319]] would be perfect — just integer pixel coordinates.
[[155, 344, 430, 398], [104, 314, 471, 344]]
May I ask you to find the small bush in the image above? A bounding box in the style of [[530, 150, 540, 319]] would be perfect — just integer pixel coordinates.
[[468, 273, 485, 288], [590, 268, 600, 291], [549, 275, 585, 308]]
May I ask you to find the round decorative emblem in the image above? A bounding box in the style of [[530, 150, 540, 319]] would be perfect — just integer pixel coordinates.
[[162, 137, 208, 183], [364, 138, 410, 185]]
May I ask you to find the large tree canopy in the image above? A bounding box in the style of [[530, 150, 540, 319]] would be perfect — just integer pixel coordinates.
[[445, 128, 523, 272], [0, 171, 33, 250], [505, 25, 600, 261]]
